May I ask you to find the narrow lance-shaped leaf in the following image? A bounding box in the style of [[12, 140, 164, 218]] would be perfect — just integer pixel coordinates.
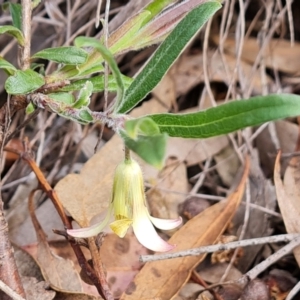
[[108, 11, 151, 55], [116, 1, 221, 114], [75, 37, 125, 109], [8, 3, 22, 30], [134, 0, 219, 49], [59, 74, 133, 93], [145, 94, 300, 138], [32, 47, 88, 65], [141, 0, 178, 26]]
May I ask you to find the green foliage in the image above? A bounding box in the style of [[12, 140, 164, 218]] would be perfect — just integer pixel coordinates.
[[120, 130, 168, 169], [73, 81, 93, 108], [8, 3, 22, 30], [59, 75, 132, 93], [32, 47, 88, 65], [75, 36, 125, 108], [125, 117, 160, 139], [108, 11, 151, 54], [116, 1, 222, 114], [5, 69, 45, 94], [0, 56, 17, 75], [147, 94, 300, 138], [47, 92, 75, 105], [0, 25, 24, 45], [142, 0, 177, 26]]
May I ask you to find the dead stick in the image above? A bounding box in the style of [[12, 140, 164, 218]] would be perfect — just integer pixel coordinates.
[[140, 234, 300, 262], [0, 279, 26, 300]]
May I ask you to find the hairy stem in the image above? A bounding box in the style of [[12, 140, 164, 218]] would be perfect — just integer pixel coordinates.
[[21, 0, 32, 70]]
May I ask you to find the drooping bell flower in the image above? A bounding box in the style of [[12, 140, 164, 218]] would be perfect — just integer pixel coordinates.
[[67, 156, 182, 252]]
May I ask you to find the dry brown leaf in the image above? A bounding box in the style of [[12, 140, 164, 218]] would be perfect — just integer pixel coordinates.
[[27, 203, 83, 293], [219, 37, 300, 74], [35, 238, 83, 293], [21, 277, 56, 300], [214, 145, 240, 187], [256, 120, 298, 177], [170, 51, 269, 95], [274, 152, 300, 266], [166, 136, 229, 167], [100, 233, 150, 298], [231, 150, 276, 272], [198, 262, 242, 283], [55, 292, 103, 300], [147, 157, 188, 220], [120, 159, 250, 300]]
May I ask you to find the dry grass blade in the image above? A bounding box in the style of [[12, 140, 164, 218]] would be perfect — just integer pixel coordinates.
[[120, 158, 250, 300]]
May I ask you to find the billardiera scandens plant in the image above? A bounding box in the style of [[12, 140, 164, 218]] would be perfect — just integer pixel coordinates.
[[67, 154, 182, 252]]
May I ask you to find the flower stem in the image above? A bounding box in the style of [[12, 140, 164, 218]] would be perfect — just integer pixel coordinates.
[[124, 146, 131, 161]]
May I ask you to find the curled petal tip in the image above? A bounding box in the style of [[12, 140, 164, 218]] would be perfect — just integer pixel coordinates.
[[150, 216, 182, 230]]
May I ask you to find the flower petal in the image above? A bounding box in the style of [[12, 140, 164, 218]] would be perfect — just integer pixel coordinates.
[[67, 221, 107, 238], [110, 218, 133, 238], [67, 206, 112, 238], [150, 215, 182, 230], [133, 211, 175, 252]]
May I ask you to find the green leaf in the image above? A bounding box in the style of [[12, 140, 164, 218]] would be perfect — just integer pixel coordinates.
[[75, 37, 125, 108], [0, 25, 24, 46], [77, 63, 104, 77], [32, 46, 88, 64], [116, 1, 221, 114], [26, 102, 35, 114], [0, 56, 17, 75], [73, 81, 93, 108], [78, 109, 93, 123], [108, 11, 151, 54], [5, 69, 45, 94], [59, 75, 132, 92], [148, 94, 300, 138], [142, 0, 178, 26], [9, 3, 22, 30], [47, 92, 75, 105], [125, 117, 160, 139], [120, 130, 168, 169]]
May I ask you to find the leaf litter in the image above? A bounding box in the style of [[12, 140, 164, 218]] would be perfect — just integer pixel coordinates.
[[2, 1, 300, 300]]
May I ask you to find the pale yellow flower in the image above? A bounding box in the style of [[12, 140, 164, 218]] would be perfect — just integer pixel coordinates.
[[67, 158, 182, 252]]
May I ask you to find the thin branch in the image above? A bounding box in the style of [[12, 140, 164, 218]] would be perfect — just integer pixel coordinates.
[[242, 235, 300, 282], [286, 281, 300, 300], [140, 234, 300, 263], [0, 280, 26, 300]]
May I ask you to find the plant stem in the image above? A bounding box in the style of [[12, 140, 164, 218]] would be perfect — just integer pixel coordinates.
[[88, 238, 114, 300], [124, 146, 131, 161], [21, 0, 32, 70]]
